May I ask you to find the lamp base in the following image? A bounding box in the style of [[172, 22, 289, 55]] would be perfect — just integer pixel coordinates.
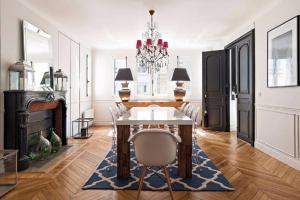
[[174, 88, 186, 101], [119, 82, 131, 102], [174, 82, 186, 101]]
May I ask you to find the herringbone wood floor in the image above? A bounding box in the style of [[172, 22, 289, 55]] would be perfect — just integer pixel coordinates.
[[2, 126, 300, 200]]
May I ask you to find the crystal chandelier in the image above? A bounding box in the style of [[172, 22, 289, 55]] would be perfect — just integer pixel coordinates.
[[136, 10, 169, 75]]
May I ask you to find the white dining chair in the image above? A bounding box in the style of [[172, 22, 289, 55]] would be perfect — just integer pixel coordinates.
[[109, 106, 120, 164], [147, 104, 163, 128], [186, 104, 195, 118], [179, 102, 187, 111], [191, 107, 200, 132], [128, 129, 181, 200], [182, 103, 191, 115], [118, 103, 127, 113]]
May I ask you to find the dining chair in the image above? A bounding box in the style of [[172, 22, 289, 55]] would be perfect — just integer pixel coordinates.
[[179, 102, 187, 111], [182, 103, 191, 115], [118, 103, 127, 113], [115, 105, 123, 116], [147, 104, 163, 128], [128, 129, 181, 200], [190, 107, 201, 164], [109, 106, 120, 163], [186, 104, 195, 118]]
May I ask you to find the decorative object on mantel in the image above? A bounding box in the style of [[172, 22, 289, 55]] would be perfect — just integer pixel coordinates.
[[136, 10, 169, 96], [0, 150, 18, 197], [267, 15, 300, 88], [40, 66, 55, 91], [9, 60, 35, 90], [171, 56, 190, 101], [115, 57, 134, 101], [54, 69, 68, 91]]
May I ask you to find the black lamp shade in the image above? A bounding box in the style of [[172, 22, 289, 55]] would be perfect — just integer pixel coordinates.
[[115, 68, 134, 81], [171, 68, 190, 81]]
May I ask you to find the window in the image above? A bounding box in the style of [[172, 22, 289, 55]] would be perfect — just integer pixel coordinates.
[[114, 58, 127, 95], [113, 56, 192, 98], [136, 62, 169, 96]]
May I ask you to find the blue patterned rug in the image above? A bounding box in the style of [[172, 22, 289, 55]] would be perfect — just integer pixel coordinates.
[[82, 143, 234, 191]]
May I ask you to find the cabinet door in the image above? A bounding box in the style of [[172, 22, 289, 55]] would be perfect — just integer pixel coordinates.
[[58, 33, 71, 136], [70, 41, 80, 134]]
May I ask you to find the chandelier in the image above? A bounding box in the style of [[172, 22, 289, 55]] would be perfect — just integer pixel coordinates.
[[136, 10, 169, 75]]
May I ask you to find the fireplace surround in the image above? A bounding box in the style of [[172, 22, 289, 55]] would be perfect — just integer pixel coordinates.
[[4, 90, 67, 171]]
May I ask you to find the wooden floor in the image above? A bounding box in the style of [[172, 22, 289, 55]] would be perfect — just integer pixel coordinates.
[[2, 126, 300, 200]]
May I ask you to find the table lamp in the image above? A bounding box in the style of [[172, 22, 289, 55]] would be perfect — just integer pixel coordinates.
[[171, 59, 190, 101], [115, 57, 134, 101]]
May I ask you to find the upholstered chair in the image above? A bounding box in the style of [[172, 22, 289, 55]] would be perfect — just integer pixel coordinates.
[[128, 129, 181, 200]]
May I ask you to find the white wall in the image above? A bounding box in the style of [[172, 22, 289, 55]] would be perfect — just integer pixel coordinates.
[[225, 0, 300, 170], [92, 48, 203, 125], [0, 0, 92, 148]]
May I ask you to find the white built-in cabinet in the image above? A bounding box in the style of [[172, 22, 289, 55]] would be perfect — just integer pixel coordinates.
[[58, 33, 80, 136]]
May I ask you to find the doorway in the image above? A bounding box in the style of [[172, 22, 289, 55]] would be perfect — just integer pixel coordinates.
[[202, 30, 255, 146]]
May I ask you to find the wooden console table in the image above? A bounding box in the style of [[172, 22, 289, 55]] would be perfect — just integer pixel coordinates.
[[115, 100, 187, 108]]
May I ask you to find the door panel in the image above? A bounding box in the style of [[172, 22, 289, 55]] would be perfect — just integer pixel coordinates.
[[236, 31, 255, 145], [58, 33, 80, 137], [202, 50, 229, 131], [206, 57, 221, 92], [239, 44, 250, 94], [58, 33, 71, 136], [70, 41, 80, 134]]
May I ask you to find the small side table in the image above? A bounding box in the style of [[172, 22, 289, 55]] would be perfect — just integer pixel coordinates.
[[72, 118, 93, 139], [0, 150, 18, 197]]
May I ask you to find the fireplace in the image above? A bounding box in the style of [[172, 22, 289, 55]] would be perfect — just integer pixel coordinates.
[[4, 91, 67, 171]]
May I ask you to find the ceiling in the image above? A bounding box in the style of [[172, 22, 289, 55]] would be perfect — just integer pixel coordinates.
[[22, 0, 280, 49]]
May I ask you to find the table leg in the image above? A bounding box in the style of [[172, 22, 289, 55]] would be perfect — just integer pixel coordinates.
[[117, 125, 131, 179], [178, 125, 192, 178]]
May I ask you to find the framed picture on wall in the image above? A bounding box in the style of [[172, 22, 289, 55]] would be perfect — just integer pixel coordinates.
[[267, 16, 300, 88]]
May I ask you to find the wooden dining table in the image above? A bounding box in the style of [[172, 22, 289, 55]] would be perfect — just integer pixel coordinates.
[[116, 107, 193, 179]]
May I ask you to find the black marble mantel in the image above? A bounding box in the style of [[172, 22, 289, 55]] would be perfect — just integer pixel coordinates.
[[4, 90, 67, 171]]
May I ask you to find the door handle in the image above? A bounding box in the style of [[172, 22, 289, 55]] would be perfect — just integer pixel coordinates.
[[204, 94, 207, 98]]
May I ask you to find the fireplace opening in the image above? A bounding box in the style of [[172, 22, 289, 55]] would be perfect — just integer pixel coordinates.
[[26, 100, 66, 160]]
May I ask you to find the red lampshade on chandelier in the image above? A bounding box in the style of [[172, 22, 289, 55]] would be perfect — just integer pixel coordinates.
[[136, 10, 169, 75]]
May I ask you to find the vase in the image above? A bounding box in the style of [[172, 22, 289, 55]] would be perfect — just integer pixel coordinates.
[[29, 131, 52, 160], [47, 128, 62, 153]]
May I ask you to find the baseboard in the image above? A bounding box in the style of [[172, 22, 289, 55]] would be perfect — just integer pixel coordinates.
[[255, 141, 300, 171]]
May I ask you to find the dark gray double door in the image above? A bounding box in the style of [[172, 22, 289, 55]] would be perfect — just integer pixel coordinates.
[[202, 30, 255, 146]]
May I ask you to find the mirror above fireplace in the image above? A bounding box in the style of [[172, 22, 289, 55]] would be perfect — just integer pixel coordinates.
[[23, 20, 53, 90]]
